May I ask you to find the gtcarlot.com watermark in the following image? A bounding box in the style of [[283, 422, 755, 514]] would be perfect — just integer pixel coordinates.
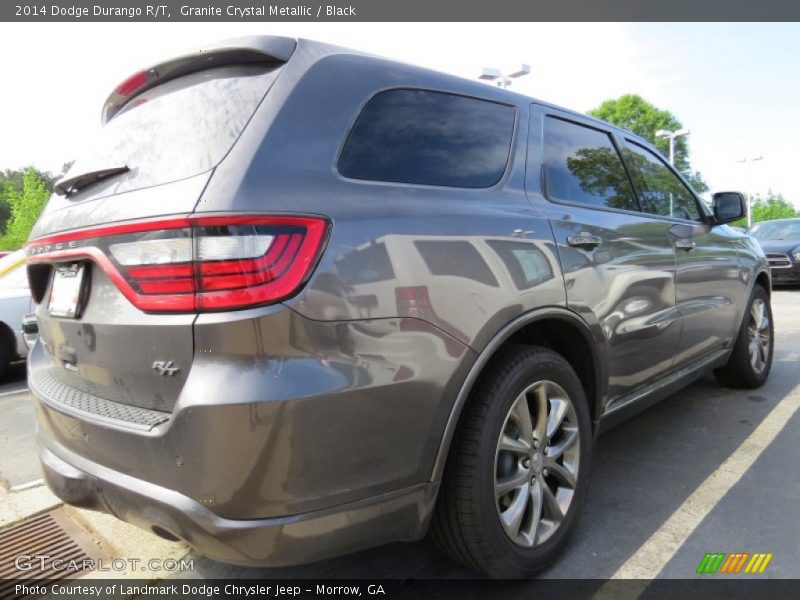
[[14, 554, 194, 572]]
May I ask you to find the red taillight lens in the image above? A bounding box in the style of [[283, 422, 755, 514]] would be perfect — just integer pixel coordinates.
[[26, 215, 329, 313], [114, 69, 148, 96]]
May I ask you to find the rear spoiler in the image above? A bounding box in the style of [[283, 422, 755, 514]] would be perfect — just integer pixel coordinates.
[[101, 35, 297, 124]]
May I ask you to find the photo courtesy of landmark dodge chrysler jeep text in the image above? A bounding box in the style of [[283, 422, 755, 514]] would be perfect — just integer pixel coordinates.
[[26, 36, 773, 578]]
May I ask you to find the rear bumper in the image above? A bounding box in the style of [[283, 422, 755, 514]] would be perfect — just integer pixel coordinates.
[[39, 439, 437, 567], [29, 304, 472, 565]]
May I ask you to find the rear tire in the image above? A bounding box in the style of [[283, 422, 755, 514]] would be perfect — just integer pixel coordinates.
[[0, 343, 11, 381], [430, 345, 592, 578], [713, 285, 773, 389], [0, 324, 13, 381]]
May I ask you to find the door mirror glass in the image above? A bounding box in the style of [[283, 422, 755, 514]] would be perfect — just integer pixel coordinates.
[[712, 192, 746, 225]]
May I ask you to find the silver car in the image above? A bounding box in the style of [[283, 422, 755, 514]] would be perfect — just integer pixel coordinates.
[[0, 249, 34, 378]]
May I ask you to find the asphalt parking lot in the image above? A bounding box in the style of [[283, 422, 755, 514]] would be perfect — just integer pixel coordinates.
[[2, 290, 799, 581]]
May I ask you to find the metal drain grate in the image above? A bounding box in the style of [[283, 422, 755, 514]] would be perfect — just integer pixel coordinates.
[[0, 508, 106, 598]]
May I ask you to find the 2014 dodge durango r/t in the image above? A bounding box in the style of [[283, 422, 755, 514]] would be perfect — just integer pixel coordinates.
[[27, 36, 773, 578]]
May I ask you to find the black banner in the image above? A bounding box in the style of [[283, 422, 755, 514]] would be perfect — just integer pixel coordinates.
[[3, 0, 800, 22], [3, 579, 800, 600]]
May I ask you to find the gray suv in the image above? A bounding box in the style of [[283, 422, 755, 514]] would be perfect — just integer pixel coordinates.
[[27, 36, 772, 578]]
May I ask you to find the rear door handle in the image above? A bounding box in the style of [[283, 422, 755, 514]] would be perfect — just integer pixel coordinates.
[[675, 238, 696, 251], [567, 234, 603, 250]]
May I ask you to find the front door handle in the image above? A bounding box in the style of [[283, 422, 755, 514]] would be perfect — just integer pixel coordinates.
[[567, 234, 603, 250], [675, 238, 696, 251]]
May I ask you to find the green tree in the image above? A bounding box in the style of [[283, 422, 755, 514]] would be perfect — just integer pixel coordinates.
[[0, 168, 50, 250], [588, 94, 708, 193], [0, 166, 58, 236], [732, 194, 798, 228]]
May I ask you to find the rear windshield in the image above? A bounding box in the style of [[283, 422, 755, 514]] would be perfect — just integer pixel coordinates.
[[65, 64, 279, 196]]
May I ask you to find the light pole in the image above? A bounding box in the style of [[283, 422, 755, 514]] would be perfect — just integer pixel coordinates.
[[655, 128, 690, 217], [655, 128, 690, 166], [479, 64, 531, 89], [737, 155, 763, 228]]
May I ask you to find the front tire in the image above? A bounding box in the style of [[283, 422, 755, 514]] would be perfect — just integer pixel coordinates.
[[430, 345, 592, 578], [713, 285, 773, 389]]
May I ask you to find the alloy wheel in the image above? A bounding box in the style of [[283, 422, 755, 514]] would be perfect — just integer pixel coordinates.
[[494, 380, 580, 548], [747, 298, 771, 374]]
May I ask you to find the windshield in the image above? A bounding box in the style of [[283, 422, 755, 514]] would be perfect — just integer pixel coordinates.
[[64, 64, 280, 197], [749, 220, 800, 241]]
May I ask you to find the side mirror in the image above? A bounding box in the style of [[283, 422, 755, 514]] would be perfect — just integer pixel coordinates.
[[712, 191, 746, 225]]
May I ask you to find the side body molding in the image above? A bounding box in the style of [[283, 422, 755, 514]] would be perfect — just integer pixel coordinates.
[[430, 306, 607, 483]]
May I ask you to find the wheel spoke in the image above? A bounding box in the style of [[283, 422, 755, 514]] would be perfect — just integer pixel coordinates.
[[546, 397, 569, 439], [534, 383, 548, 443], [498, 433, 531, 455], [541, 482, 564, 523], [499, 484, 530, 536], [546, 426, 579, 461], [544, 457, 577, 488], [750, 340, 761, 371], [521, 479, 544, 544], [510, 394, 534, 447], [495, 468, 530, 498], [751, 301, 763, 330], [759, 316, 770, 333]]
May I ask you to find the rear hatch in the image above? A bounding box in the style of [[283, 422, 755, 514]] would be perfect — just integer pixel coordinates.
[[27, 38, 296, 414]]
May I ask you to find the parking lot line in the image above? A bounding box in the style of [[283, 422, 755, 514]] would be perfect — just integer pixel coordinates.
[[10, 478, 43, 492], [0, 387, 29, 398], [607, 382, 800, 580]]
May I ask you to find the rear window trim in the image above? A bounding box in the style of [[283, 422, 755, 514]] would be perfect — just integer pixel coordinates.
[[335, 86, 519, 191]]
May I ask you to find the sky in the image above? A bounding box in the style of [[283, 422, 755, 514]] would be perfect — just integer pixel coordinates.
[[0, 22, 798, 206]]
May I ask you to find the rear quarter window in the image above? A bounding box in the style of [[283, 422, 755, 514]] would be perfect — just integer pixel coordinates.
[[338, 89, 516, 188]]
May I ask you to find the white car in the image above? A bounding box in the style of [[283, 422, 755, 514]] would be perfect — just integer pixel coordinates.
[[0, 249, 35, 379]]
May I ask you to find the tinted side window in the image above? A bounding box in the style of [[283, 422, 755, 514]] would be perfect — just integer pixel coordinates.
[[339, 90, 515, 188], [624, 142, 702, 221], [543, 117, 638, 211], [414, 241, 499, 287]]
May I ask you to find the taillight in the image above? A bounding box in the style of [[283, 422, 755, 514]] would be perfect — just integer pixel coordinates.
[[114, 69, 148, 97], [25, 215, 329, 312]]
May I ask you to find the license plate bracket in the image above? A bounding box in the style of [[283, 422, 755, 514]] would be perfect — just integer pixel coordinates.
[[48, 264, 86, 319]]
